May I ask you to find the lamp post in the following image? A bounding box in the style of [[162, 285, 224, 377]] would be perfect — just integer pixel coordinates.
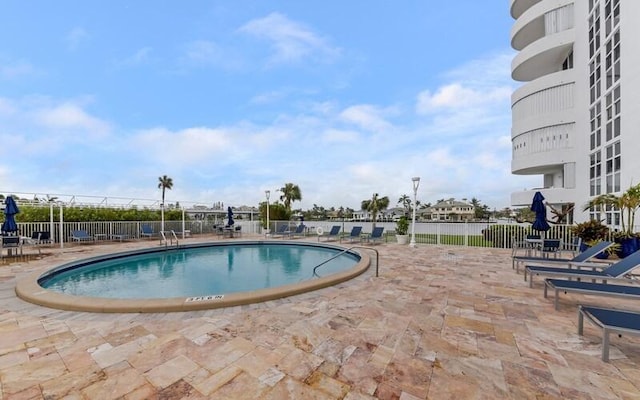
[[265, 190, 270, 237], [409, 177, 420, 248]]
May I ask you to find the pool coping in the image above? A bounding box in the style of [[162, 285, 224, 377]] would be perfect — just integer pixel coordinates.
[[14, 240, 371, 313]]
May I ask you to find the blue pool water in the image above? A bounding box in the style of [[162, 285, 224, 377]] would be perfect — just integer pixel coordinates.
[[39, 242, 360, 299]]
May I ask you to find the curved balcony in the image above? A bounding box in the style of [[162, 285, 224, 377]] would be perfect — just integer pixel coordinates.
[[511, 28, 574, 82], [511, 0, 574, 50], [510, 0, 541, 19], [511, 187, 577, 207], [511, 132, 574, 174]]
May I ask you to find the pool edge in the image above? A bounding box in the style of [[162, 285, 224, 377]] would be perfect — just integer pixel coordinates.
[[15, 242, 372, 313]]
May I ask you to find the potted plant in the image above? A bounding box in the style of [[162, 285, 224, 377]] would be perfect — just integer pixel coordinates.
[[585, 183, 640, 257], [395, 216, 409, 245], [571, 219, 610, 258]]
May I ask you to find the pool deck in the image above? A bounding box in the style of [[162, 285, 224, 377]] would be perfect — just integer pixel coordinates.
[[2, 235, 640, 399]]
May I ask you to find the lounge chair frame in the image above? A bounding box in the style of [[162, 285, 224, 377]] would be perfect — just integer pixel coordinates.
[[319, 225, 341, 242], [578, 305, 640, 361], [364, 227, 385, 245], [513, 241, 613, 273], [140, 225, 155, 239], [71, 230, 94, 243], [544, 278, 640, 310], [341, 226, 363, 243], [526, 249, 640, 287]]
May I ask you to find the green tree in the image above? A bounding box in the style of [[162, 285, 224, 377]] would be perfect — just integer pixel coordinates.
[[157, 175, 173, 206], [279, 183, 302, 211], [158, 175, 173, 230], [361, 193, 390, 228], [398, 194, 411, 215]]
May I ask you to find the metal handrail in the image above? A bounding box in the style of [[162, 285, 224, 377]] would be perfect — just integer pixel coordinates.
[[313, 246, 380, 278], [160, 230, 179, 247]]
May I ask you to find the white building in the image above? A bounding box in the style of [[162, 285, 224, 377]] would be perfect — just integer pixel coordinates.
[[509, 0, 640, 228]]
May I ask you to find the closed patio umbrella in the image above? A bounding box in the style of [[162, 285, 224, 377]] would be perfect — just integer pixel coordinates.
[[2, 196, 20, 234], [531, 191, 551, 233], [227, 206, 234, 227]]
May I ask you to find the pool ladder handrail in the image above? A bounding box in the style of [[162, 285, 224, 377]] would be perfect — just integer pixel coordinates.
[[312, 246, 379, 278], [160, 230, 179, 248]]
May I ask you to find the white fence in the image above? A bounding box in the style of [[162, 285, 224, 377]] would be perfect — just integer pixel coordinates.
[[12, 219, 580, 250]]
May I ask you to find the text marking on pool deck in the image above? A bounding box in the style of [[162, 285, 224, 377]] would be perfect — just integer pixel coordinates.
[[186, 295, 225, 302]]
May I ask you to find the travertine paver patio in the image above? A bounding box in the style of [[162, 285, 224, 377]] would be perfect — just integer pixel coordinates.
[[2, 235, 640, 399]]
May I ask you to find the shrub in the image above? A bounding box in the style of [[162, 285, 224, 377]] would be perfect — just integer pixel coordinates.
[[571, 219, 609, 242], [396, 216, 409, 235]]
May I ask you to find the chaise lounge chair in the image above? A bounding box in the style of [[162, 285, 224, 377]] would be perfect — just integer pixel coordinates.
[[513, 240, 614, 273], [284, 224, 305, 239], [140, 224, 155, 239], [341, 226, 363, 243], [525, 249, 640, 288], [544, 278, 640, 310], [110, 232, 130, 242], [1, 236, 22, 257], [365, 226, 385, 245], [71, 230, 94, 243], [319, 225, 341, 242], [578, 305, 640, 362], [271, 225, 289, 238]]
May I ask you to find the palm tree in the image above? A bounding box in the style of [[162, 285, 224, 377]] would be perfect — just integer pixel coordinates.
[[398, 194, 411, 215], [157, 175, 173, 231], [279, 183, 302, 211], [361, 193, 390, 228]]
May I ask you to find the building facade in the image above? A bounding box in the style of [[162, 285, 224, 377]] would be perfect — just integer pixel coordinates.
[[509, 0, 640, 228]]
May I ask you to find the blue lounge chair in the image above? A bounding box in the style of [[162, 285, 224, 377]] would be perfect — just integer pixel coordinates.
[[285, 224, 306, 239], [544, 279, 640, 310], [513, 240, 614, 273], [341, 226, 363, 243], [71, 230, 94, 243], [526, 249, 640, 288], [1, 236, 22, 257], [272, 224, 289, 238], [365, 227, 385, 244], [110, 233, 130, 242], [140, 224, 154, 239], [578, 305, 640, 362], [319, 225, 341, 242]]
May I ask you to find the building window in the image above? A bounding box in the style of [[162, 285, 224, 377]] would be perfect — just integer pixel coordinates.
[[590, 103, 602, 150], [589, 54, 601, 104], [562, 51, 573, 70], [604, 141, 621, 194], [605, 30, 620, 89], [590, 151, 602, 196]]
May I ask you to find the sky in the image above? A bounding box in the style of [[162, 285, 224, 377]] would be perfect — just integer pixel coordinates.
[[0, 1, 539, 211]]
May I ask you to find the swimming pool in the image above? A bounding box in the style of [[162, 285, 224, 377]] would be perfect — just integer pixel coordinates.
[[16, 241, 370, 313]]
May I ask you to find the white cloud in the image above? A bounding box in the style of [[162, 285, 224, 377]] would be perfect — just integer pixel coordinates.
[[416, 83, 511, 114], [339, 104, 392, 133], [322, 128, 360, 144], [180, 40, 243, 70], [0, 58, 36, 80], [66, 27, 90, 51], [239, 12, 340, 65], [0, 97, 16, 115], [34, 103, 111, 137], [115, 47, 153, 68]]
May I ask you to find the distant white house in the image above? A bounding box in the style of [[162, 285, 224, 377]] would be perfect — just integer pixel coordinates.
[[429, 199, 474, 221]]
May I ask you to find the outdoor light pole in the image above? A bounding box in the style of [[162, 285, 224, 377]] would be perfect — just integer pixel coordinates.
[[265, 190, 270, 237], [409, 177, 420, 248]]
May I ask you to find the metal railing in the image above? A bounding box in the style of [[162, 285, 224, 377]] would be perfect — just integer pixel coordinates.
[[266, 220, 582, 251], [312, 245, 380, 277], [160, 230, 179, 247], [10, 220, 261, 246], [10, 218, 614, 252]]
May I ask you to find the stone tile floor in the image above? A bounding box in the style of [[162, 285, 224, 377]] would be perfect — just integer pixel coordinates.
[[1, 236, 640, 399]]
